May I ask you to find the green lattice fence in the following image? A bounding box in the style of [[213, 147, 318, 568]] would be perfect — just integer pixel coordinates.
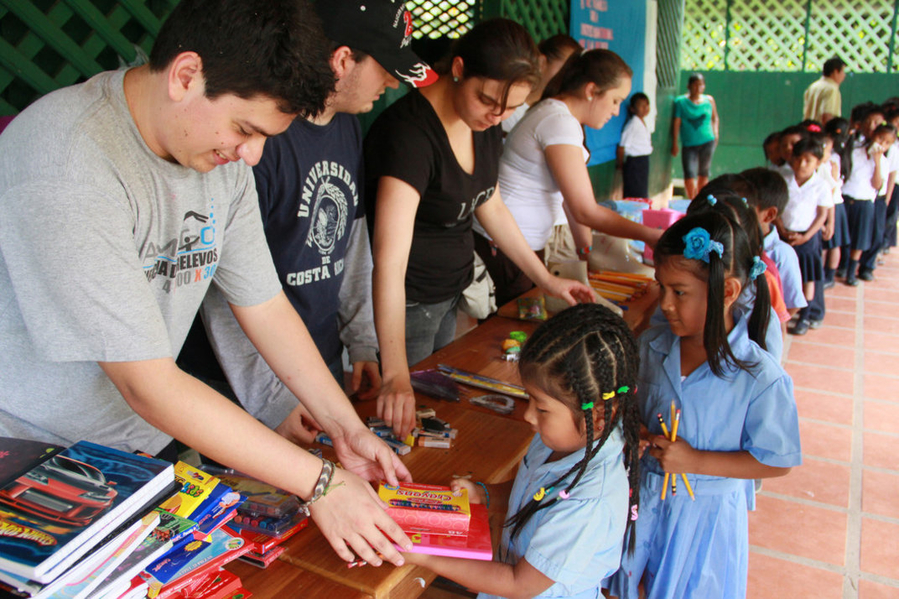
[[484, 0, 569, 43], [0, 0, 178, 114], [408, 0, 475, 39], [683, 0, 899, 72]]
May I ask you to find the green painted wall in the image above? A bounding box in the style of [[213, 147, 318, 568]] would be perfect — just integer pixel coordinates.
[[670, 70, 899, 178]]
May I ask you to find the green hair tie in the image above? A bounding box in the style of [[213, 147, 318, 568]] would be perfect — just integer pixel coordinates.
[[581, 401, 594, 410], [617, 386, 630, 394]]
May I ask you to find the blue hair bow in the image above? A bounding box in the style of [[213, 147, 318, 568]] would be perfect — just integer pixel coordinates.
[[750, 256, 767, 280], [683, 227, 724, 263], [707, 194, 717, 206]]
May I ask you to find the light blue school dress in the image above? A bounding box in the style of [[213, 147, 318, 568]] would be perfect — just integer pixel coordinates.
[[606, 314, 801, 599], [479, 428, 629, 599]]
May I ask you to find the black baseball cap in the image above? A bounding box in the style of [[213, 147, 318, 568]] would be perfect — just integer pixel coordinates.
[[314, 0, 438, 88]]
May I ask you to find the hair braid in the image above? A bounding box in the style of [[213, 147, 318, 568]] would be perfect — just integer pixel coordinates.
[[508, 304, 641, 550]]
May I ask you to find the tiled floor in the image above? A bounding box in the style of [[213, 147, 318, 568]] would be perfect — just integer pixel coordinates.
[[747, 252, 899, 599]]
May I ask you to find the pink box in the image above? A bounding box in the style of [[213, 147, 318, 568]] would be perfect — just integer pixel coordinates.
[[642, 208, 684, 262]]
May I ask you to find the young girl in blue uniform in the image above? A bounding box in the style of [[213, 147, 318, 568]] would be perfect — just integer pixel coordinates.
[[607, 211, 802, 599], [402, 304, 643, 598]]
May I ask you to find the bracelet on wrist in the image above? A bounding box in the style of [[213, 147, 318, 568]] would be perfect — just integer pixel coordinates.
[[299, 458, 335, 515], [475, 481, 490, 508], [576, 245, 592, 257]]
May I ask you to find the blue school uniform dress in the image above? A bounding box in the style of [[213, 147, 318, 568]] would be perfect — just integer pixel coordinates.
[[479, 428, 629, 599], [606, 315, 801, 599]]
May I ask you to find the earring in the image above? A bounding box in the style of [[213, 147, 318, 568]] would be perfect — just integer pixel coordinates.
[[453, 76, 459, 83], [587, 96, 593, 101]]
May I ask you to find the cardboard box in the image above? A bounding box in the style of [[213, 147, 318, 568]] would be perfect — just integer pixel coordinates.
[[378, 482, 470, 537]]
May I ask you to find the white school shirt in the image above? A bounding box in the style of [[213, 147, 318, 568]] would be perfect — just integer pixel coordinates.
[[782, 171, 831, 232], [827, 153, 843, 205], [878, 143, 899, 195], [480, 98, 589, 250], [842, 147, 879, 200], [817, 157, 840, 206], [619, 116, 652, 157]]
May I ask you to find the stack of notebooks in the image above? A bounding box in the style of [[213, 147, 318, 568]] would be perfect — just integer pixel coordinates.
[[0, 438, 289, 599]]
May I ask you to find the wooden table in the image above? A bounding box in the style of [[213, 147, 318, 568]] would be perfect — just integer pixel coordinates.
[[227, 280, 659, 598]]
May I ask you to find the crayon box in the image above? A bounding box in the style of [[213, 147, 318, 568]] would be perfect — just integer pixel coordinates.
[[378, 482, 470, 537]]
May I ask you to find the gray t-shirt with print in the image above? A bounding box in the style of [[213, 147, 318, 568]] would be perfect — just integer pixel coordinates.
[[0, 70, 282, 454]]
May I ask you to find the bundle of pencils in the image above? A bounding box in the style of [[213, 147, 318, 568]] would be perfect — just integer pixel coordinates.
[[658, 400, 695, 501], [588, 271, 654, 303]]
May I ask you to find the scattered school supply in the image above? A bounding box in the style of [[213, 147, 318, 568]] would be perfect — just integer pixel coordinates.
[[378, 482, 471, 537], [588, 271, 654, 304], [501, 331, 528, 362], [469, 394, 516, 415], [399, 504, 492, 560], [517, 296, 547, 321], [0, 440, 175, 584], [437, 364, 528, 399], [410, 369, 461, 402]]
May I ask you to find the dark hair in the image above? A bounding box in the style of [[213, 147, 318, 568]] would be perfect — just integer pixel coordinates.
[[687, 73, 704, 89], [780, 124, 808, 141], [763, 132, 781, 163], [543, 49, 632, 101], [792, 135, 825, 161], [538, 34, 582, 63], [509, 304, 641, 554], [654, 211, 771, 377], [850, 101, 878, 127], [740, 167, 789, 215], [444, 18, 541, 113], [885, 108, 899, 124], [624, 92, 650, 124], [823, 57, 846, 77], [148, 0, 335, 117]]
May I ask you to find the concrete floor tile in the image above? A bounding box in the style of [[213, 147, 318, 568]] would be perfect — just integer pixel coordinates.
[[825, 296, 858, 313], [863, 373, 899, 403], [789, 362, 855, 396], [861, 517, 899, 579], [864, 401, 899, 435], [787, 342, 855, 369], [859, 578, 899, 598], [765, 457, 850, 507], [747, 552, 843, 599], [865, 316, 899, 336], [864, 287, 899, 303], [864, 352, 899, 377], [794, 389, 853, 425], [804, 326, 857, 349], [820, 311, 858, 329], [864, 300, 899, 319], [862, 469, 899, 519], [864, 331, 899, 353], [749, 495, 846, 566], [798, 419, 852, 462], [863, 431, 899, 471]]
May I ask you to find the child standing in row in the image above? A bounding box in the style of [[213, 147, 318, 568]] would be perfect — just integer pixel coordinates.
[[617, 92, 653, 199], [780, 137, 832, 335], [403, 303, 643, 599], [822, 118, 851, 289], [607, 211, 801, 598]]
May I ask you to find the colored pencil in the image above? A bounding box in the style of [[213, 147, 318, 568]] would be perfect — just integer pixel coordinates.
[[670, 410, 680, 496]]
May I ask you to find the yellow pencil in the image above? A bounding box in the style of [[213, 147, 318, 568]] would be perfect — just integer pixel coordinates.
[[670, 410, 680, 496], [657, 413, 670, 500], [671, 410, 696, 501]]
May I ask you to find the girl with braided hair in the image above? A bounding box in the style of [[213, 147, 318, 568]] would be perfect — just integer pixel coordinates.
[[401, 303, 642, 599], [606, 211, 801, 599]]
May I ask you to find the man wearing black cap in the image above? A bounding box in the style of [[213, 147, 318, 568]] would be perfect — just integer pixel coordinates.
[[190, 0, 436, 427]]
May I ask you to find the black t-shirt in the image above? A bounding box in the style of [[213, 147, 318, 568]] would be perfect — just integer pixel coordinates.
[[364, 90, 503, 304], [255, 114, 364, 365]]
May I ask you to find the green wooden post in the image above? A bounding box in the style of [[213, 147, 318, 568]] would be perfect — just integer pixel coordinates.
[[888, 0, 899, 72]]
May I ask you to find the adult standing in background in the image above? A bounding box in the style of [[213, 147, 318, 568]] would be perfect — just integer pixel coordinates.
[[803, 57, 847, 125], [671, 73, 719, 199]]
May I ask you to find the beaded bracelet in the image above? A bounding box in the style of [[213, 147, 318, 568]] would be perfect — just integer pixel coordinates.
[[475, 481, 490, 508], [299, 458, 335, 515]]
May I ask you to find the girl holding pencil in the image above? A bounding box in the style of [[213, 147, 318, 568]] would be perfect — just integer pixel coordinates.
[[605, 211, 801, 599]]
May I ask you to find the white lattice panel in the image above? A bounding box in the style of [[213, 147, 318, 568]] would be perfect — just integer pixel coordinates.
[[408, 0, 474, 39], [727, 0, 807, 71], [806, 0, 893, 73], [681, 0, 728, 71]]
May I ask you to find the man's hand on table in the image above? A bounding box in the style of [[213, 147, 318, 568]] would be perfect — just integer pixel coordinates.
[[376, 376, 417, 439], [309, 468, 412, 567]]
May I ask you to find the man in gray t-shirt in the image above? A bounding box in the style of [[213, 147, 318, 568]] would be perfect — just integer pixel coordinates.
[[0, 0, 411, 569]]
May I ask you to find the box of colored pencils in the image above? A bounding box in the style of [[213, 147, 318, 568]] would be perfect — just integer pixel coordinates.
[[378, 482, 471, 537]]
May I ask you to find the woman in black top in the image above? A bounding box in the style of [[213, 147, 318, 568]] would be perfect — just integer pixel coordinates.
[[364, 19, 594, 437]]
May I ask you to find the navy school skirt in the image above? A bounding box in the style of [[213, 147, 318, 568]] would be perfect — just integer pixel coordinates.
[[843, 196, 876, 252], [823, 202, 849, 250], [793, 230, 823, 283]]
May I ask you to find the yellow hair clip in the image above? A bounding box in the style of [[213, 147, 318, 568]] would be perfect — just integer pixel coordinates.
[[602, 391, 615, 400], [533, 487, 546, 501]]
